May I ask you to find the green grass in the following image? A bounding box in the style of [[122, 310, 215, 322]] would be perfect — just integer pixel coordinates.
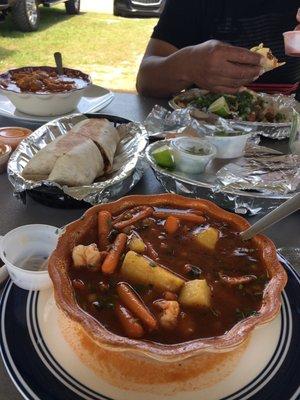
[[0, 6, 156, 91]]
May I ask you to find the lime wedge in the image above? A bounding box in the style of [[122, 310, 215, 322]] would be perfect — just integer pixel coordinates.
[[208, 96, 230, 118], [152, 145, 175, 168]]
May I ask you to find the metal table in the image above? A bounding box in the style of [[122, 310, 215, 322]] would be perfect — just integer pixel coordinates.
[[0, 92, 299, 400]]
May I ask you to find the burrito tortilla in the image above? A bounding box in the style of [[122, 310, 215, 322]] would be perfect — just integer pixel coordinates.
[[22, 118, 120, 186], [48, 137, 104, 186], [72, 118, 119, 171], [22, 133, 90, 181]]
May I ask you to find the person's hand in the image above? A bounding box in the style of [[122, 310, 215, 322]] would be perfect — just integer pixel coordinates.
[[295, 8, 300, 30], [185, 40, 263, 94]]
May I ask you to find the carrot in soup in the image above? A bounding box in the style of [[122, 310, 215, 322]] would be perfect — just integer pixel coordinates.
[[98, 211, 112, 251], [113, 206, 148, 224], [117, 282, 158, 331], [164, 215, 180, 234], [115, 302, 144, 338], [102, 233, 127, 274], [153, 211, 205, 224], [114, 207, 153, 230]]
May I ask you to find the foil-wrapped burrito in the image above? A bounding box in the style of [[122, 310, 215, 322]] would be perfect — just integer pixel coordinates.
[[8, 114, 148, 205], [22, 119, 119, 186]]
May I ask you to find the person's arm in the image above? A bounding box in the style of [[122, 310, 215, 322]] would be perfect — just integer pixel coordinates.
[[136, 39, 263, 98], [136, 39, 193, 97]]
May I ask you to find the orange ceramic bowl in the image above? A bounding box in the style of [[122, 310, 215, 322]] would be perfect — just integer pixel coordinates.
[[48, 194, 287, 388]]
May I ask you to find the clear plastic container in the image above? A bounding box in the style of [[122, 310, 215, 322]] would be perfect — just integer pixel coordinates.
[[205, 132, 251, 159], [283, 31, 300, 57], [0, 224, 59, 290], [0, 127, 32, 150], [170, 137, 216, 173]]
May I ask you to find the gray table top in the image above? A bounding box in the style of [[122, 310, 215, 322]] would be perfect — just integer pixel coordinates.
[[0, 92, 299, 400]]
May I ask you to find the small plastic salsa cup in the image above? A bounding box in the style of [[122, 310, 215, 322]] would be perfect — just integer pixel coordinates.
[[0, 126, 32, 149], [205, 131, 251, 159], [170, 137, 217, 173]]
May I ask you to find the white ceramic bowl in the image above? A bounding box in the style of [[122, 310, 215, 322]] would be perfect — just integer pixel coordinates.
[[0, 224, 59, 290], [2, 89, 90, 117], [283, 31, 300, 56], [171, 137, 216, 173], [205, 132, 251, 159], [0, 66, 91, 117], [0, 143, 12, 174]]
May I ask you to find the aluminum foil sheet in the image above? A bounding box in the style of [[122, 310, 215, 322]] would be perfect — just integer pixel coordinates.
[[8, 114, 148, 205], [167, 89, 297, 139], [145, 140, 299, 215], [216, 152, 300, 195], [144, 105, 260, 142]]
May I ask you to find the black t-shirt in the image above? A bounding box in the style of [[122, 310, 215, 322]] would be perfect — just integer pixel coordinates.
[[152, 0, 300, 85]]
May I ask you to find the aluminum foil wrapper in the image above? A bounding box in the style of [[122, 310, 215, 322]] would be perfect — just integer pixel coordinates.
[[146, 140, 298, 216], [216, 149, 300, 195], [289, 110, 300, 155], [144, 104, 222, 136], [144, 105, 260, 145], [8, 114, 148, 205], [167, 89, 297, 140]]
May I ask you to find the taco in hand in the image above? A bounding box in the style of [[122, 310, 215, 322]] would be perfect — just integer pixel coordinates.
[[250, 43, 286, 71]]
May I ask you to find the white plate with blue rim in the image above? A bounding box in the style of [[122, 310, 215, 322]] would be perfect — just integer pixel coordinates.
[[0, 84, 114, 124], [0, 254, 299, 400]]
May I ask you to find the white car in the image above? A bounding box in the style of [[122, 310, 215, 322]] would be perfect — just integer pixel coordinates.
[[113, 0, 165, 18]]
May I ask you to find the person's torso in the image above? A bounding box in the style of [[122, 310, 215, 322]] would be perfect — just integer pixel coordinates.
[[190, 0, 300, 84]]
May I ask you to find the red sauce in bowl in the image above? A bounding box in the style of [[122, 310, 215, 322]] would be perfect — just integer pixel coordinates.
[[0, 127, 32, 149], [69, 206, 269, 344], [0, 66, 91, 94]]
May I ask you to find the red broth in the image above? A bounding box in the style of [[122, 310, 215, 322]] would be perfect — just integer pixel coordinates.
[[68, 207, 269, 344], [0, 67, 90, 93]]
